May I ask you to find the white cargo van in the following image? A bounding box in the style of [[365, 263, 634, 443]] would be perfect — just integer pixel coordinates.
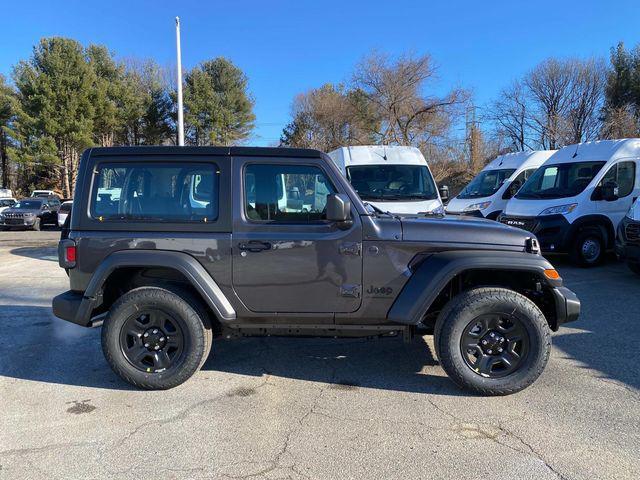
[[499, 139, 640, 266], [327, 146, 444, 215], [446, 150, 555, 219]]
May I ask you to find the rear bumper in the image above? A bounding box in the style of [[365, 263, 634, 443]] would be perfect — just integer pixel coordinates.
[[551, 286, 580, 329], [52, 290, 98, 327]]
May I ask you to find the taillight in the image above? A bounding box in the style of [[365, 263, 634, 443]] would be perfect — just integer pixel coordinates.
[[65, 245, 76, 263], [58, 239, 76, 268]]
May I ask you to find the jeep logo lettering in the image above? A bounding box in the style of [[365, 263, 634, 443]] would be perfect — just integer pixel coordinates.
[[366, 286, 393, 295]]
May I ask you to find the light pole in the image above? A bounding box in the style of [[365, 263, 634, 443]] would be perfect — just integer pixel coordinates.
[[175, 16, 185, 146]]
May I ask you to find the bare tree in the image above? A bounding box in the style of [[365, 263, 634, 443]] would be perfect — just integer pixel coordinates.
[[566, 59, 607, 143], [280, 84, 377, 151], [351, 52, 468, 146], [489, 81, 532, 151]]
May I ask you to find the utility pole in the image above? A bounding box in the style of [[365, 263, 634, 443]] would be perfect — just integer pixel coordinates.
[[175, 16, 185, 146]]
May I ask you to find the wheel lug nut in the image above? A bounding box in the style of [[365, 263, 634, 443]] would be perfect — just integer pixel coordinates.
[[497, 347, 503, 352], [154, 345, 160, 350], [144, 333, 148, 337], [487, 349, 493, 354], [481, 340, 487, 345], [144, 343, 149, 348], [153, 329, 158, 334], [160, 337, 165, 342]]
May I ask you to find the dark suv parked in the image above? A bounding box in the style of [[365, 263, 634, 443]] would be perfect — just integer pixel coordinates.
[[0, 197, 58, 230], [53, 147, 580, 395]]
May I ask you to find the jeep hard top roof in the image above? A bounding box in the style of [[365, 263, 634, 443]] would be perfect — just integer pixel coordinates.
[[86, 146, 325, 158]]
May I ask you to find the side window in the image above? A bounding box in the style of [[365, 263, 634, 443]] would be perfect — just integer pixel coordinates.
[[541, 167, 558, 190], [91, 162, 219, 222], [600, 161, 636, 198], [244, 164, 336, 222], [504, 168, 535, 199]]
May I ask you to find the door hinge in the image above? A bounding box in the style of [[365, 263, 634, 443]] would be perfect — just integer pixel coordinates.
[[339, 242, 362, 256], [340, 284, 362, 298]]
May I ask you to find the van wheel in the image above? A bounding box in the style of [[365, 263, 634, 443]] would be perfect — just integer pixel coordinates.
[[434, 287, 551, 396], [32, 218, 41, 231], [102, 286, 211, 390], [628, 262, 640, 276], [570, 228, 604, 267]]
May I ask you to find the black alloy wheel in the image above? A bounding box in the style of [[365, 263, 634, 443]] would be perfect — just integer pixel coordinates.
[[460, 313, 529, 378], [120, 309, 185, 373]]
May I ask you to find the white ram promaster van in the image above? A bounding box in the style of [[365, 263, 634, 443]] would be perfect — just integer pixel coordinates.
[[446, 150, 555, 219], [499, 139, 640, 266], [328, 146, 444, 215]]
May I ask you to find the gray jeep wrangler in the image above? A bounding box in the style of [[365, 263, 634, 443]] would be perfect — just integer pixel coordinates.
[[53, 146, 580, 395]]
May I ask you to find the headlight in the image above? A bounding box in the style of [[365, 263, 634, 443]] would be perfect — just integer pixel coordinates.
[[627, 201, 640, 221], [24, 212, 35, 217], [464, 201, 492, 212], [539, 203, 578, 216]]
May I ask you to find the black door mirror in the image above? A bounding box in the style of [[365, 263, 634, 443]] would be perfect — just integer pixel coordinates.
[[326, 193, 352, 229], [601, 181, 619, 201], [438, 185, 450, 203]]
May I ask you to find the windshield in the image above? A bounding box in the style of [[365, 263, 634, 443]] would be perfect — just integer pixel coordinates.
[[346, 165, 438, 201], [458, 169, 516, 199], [14, 200, 43, 209], [0, 199, 15, 207], [516, 161, 606, 199]]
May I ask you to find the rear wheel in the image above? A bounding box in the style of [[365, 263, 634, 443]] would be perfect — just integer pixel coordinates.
[[570, 228, 604, 267], [102, 286, 212, 389], [434, 287, 551, 396]]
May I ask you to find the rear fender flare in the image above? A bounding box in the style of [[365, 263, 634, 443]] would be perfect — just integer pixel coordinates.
[[84, 250, 236, 322]]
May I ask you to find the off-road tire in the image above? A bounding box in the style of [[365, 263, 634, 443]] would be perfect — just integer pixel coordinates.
[[102, 286, 212, 389], [569, 227, 604, 267], [434, 287, 551, 396]]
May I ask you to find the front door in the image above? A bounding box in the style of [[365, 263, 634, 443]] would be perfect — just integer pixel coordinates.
[[232, 158, 363, 314], [596, 160, 638, 228]]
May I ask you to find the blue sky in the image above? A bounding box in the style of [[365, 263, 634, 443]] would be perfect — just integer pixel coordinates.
[[1, 0, 639, 145]]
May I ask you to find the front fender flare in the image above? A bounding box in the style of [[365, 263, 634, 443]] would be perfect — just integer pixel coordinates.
[[387, 250, 559, 325]]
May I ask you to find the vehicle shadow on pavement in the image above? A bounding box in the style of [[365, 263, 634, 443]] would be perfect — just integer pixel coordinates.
[[0, 305, 463, 395], [552, 257, 640, 392], [202, 335, 467, 397], [9, 246, 59, 262], [0, 306, 136, 391]]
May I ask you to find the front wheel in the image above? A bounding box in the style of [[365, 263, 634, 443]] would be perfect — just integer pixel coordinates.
[[101, 286, 212, 389], [435, 288, 551, 396], [570, 228, 604, 267]]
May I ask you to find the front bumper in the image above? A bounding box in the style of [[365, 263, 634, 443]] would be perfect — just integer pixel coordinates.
[[1, 216, 37, 227], [499, 214, 571, 253], [551, 286, 580, 329], [615, 217, 640, 263]]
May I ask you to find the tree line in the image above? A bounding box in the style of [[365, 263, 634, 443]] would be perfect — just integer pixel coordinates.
[[1, 37, 640, 197], [0, 37, 255, 197], [279, 43, 640, 188]]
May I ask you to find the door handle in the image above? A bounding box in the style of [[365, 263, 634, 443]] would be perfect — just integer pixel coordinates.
[[238, 241, 272, 253]]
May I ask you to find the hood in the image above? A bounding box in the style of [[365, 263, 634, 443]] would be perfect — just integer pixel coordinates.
[[368, 198, 442, 215], [399, 214, 532, 248], [2, 207, 40, 215]]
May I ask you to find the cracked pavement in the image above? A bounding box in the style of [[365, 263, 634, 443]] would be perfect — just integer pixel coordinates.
[[0, 232, 638, 479]]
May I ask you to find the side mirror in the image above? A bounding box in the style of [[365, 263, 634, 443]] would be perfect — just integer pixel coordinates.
[[326, 193, 352, 229], [601, 181, 619, 201], [438, 185, 450, 203]]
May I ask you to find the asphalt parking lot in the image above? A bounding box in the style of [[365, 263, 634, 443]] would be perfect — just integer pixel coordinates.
[[0, 231, 638, 480]]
